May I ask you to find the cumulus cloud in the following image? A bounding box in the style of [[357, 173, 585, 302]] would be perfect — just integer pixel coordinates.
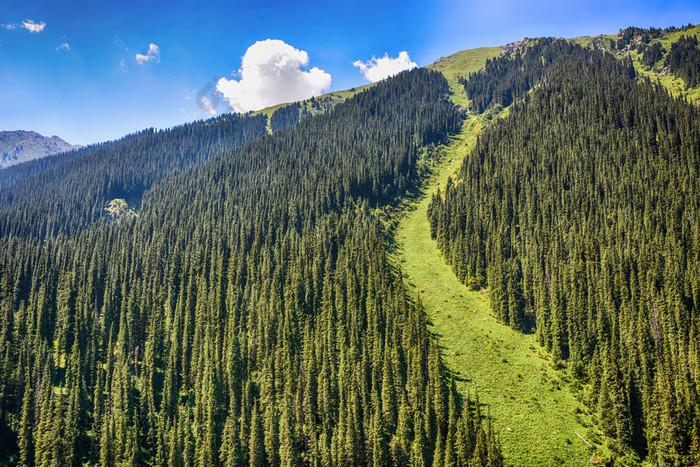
[[353, 51, 418, 82], [56, 42, 70, 51], [216, 39, 331, 113], [136, 43, 160, 64], [22, 20, 46, 33]]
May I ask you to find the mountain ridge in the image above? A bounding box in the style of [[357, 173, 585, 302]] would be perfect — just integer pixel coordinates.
[[0, 130, 82, 169]]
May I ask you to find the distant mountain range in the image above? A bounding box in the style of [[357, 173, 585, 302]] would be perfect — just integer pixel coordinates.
[[0, 130, 82, 168]]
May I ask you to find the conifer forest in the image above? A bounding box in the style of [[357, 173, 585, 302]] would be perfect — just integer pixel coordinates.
[[1, 21, 700, 467], [0, 70, 502, 466], [430, 38, 700, 465]]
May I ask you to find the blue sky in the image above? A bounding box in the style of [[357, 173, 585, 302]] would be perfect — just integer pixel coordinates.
[[1, 0, 699, 145]]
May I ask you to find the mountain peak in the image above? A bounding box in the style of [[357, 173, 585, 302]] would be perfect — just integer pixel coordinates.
[[0, 130, 82, 168]]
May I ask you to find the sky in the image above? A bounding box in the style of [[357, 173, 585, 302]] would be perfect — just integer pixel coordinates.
[[1, 0, 699, 146]]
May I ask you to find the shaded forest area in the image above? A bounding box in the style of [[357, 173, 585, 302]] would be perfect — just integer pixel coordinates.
[[429, 39, 700, 464], [665, 35, 700, 88]]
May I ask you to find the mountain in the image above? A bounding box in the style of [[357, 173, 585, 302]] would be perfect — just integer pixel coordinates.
[[0, 130, 82, 169], [0, 23, 698, 467], [429, 31, 700, 465], [0, 69, 503, 467]]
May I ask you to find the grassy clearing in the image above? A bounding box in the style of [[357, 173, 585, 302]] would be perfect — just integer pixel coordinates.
[[393, 121, 600, 466], [390, 67, 608, 464]]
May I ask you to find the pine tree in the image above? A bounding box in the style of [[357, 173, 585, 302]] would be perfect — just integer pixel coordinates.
[[410, 412, 427, 467]]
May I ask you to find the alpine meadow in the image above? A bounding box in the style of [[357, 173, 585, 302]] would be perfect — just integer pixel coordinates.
[[1, 12, 700, 467]]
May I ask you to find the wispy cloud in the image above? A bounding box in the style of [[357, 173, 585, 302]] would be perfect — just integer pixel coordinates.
[[217, 39, 331, 113], [135, 43, 160, 65], [1, 23, 16, 30], [353, 51, 417, 82], [22, 20, 46, 33], [180, 86, 221, 121], [56, 42, 70, 51]]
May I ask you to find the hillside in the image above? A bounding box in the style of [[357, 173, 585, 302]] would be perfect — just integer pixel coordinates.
[[398, 26, 700, 465], [395, 117, 602, 466], [0, 69, 505, 466], [428, 35, 700, 465], [0, 130, 81, 169], [572, 23, 700, 104], [0, 114, 268, 239], [400, 42, 602, 466], [0, 22, 699, 467], [252, 84, 375, 123]]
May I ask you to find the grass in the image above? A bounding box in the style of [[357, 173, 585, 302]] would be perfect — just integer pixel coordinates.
[[389, 60, 609, 464], [393, 121, 601, 466], [426, 47, 502, 110], [426, 47, 503, 82]]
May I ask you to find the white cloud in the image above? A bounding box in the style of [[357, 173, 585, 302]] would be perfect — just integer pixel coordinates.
[[216, 39, 331, 113], [199, 95, 217, 115], [136, 43, 160, 65], [56, 42, 70, 51], [120, 59, 128, 72], [353, 51, 418, 82], [22, 20, 46, 33], [2, 24, 16, 30]]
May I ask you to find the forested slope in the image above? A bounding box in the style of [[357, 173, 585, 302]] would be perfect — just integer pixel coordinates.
[[0, 69, 503, 466], [0, 113, 268, 239], [575, 23, 700, 104], [429, 39, 700, 464]]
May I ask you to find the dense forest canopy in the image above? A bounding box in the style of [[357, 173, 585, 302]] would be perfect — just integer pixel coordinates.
[[459, 38, 637, 114], [269, 102, 303, 133], [429, 39, 700, 464], [0, 69, 503, 466], [0, 113, 268, 239], [2, 22, 698, 466]]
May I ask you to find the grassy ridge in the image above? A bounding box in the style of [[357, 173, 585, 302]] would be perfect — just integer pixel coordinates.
[[252, 84, 375, 121], [427, 47, 503, 110]]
